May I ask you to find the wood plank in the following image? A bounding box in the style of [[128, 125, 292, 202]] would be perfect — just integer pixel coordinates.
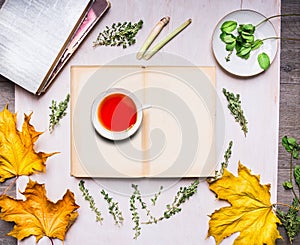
[[0, 76, 16, 245], [278, 84, 300, 169], [0, 76, 14, 111], [280, 0, 300, 85], [277, 0, 300, 243]]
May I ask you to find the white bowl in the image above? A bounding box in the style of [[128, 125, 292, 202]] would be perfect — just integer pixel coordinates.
[[91, 88, 143, 141]]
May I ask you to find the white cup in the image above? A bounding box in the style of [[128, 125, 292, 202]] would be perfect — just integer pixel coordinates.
[[91, 88, 144, 141]]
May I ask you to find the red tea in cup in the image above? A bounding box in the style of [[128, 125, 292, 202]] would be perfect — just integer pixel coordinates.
[[91, 88, 143, 141], [98, 93, 137, 132]]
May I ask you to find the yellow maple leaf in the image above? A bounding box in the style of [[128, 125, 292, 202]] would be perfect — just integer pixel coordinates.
[[0, 106, 56, 182], [0, 179, 79, 242], [207, 162, 282, 245]]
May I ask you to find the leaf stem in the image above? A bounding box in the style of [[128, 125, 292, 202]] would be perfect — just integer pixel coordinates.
[[274, 202, 293, 209], [290, 154, 294, 185], [48, 237, 54, 245], [288, 153, 299, 201], [261, 36, 300, 42], [256, 14, 300, 28], [274, 202, 300, 214]]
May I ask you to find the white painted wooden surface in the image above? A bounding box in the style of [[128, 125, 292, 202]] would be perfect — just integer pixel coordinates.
[[15, 0, 280, 244]]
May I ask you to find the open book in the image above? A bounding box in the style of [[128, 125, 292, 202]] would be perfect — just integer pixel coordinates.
[[71, 66, 216, 178], [0, 0, 110, 95]]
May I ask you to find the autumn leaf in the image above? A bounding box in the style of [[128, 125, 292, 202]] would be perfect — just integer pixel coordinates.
[[0, 106, 56, 182], [207, 162, 282, 245], [0, 179, 79, 242]]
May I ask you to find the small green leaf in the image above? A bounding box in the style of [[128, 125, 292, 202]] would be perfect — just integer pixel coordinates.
[[237, 46, 251, 57], [288, 137, 297, 145], [220, 21, 237, 33], [293, 150, 299, 160], [235, 42, 242, 52], [226, 41, 236, 51], [242, 52, 250, 59], [241, 42, 252, 48], [251, 39, 263, 50], [241, 33, 254, 43], [283, 181, 293, 190], [220, 32, 236, 43], [241, 24, 255, 34], [294, 165, 300, 186], [258, 52, 270, 70], [282, 136, 291, 152]]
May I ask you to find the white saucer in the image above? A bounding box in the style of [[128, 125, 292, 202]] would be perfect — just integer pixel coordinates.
[[212, 9, 278, 76]]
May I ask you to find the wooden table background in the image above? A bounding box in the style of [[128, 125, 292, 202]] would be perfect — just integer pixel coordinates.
[[0, 0, 299, 244]]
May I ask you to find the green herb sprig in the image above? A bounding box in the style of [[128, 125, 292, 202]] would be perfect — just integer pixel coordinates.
[[281, 136, 300, 197], [223, 88, 248, 137], [130, 184, 142, 239], [151, 186, 163, 206], [277, 198, 300, 244], [100, 189, 124, 226], [161, 179, 199, 220], [143, 179, 199, 224], [220, 14, 300, 70], [93, 20, 143, 48], [79, 180, 103, 223], [214, 141, 233, 179], [49, 94, 70, 133], [276, 136, 300, 244]]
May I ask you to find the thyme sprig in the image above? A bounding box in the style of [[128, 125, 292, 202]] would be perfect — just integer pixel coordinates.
[[277, 199, 300, 244], [78, 180, 103, 223], [100, 189, 124, 226], [160, 179, 199, 220], [49, 94, 70, 133], [143, 179, 200, 224], [223, 88, 248, 136], [151, 186, 163, 206], [130, 184, 142, 239], [214, 141, 233, 179], [93, 20, 143, 48]]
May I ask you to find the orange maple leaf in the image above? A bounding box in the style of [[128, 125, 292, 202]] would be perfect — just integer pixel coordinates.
[[0, 106, 56, 182], [207, 162, 282, 244], [0, 179, 79, 242]]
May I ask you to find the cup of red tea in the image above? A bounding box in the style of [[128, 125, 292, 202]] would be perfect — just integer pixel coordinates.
[[91, 88, 143, 140]]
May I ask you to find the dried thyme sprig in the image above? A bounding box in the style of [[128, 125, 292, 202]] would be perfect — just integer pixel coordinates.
[[78, 180, 103, 223], [130, 184, 161, 238], [151, 186, 163, 206], [223, 88, 248, 136], [49, 94, 70, 133], [130, 184, 141, 239], [100, 189, 124, 226], [214, 141, 233, 179], [276, 198, 300, 244], [143, 179, 199, 224], [93, 20, 143, 48], [160, 179, 199, 220]]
